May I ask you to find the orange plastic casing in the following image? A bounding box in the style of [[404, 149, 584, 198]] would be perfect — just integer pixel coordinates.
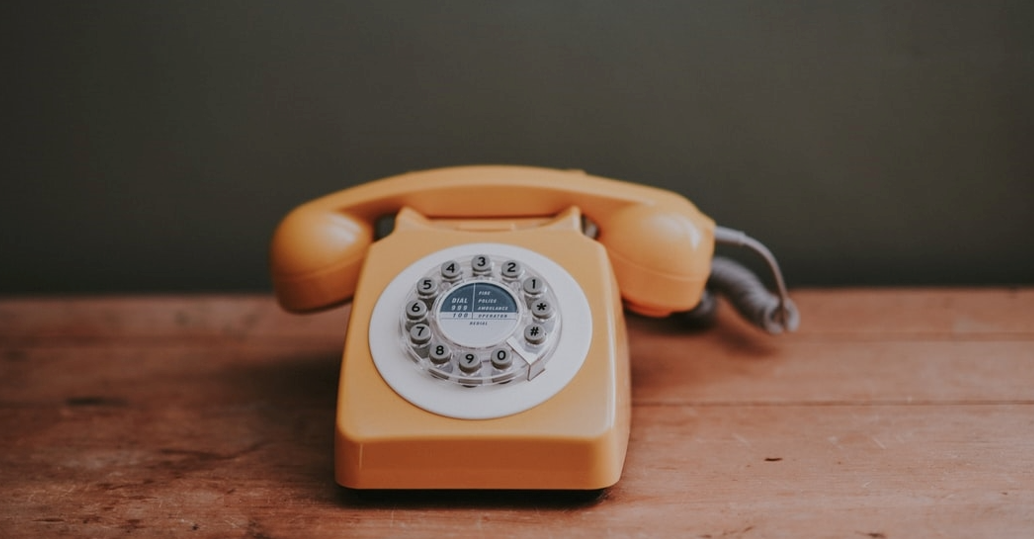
[[336, 209, 627, 489], [267, 165, 716, 489]]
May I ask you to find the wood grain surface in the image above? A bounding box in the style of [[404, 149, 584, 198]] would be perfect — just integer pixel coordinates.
[[2, 289, 1032, 538]]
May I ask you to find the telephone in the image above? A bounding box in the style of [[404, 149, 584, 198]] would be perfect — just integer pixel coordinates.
[[270, 165, 797, 490]]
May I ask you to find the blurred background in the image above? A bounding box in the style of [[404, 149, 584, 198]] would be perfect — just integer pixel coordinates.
[[2, 1, 1032, 294]]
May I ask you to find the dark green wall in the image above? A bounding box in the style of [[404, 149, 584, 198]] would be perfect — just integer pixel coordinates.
[[3, 1, 1032, 293]]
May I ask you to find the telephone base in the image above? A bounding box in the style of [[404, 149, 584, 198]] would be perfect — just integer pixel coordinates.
[[334, 208, 630, 490]]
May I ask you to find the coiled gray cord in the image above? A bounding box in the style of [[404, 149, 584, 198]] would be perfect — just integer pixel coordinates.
[[682, 226, 800, 334], [709, 256, 799, 333]]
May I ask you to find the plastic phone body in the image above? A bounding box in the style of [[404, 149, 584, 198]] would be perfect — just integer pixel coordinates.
[[270, 165, 715, 490]]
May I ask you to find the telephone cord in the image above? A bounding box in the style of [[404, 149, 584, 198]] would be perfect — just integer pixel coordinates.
[[706, 226, 800, 334]]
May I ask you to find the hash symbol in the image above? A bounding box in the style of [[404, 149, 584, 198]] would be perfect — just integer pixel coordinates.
[[529, 326, 541, 336]]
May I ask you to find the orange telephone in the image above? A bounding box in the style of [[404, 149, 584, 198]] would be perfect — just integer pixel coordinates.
[[270, 165, 796, 490]]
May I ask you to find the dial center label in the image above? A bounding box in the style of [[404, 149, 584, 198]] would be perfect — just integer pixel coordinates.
[[437, 281, 520, 347]]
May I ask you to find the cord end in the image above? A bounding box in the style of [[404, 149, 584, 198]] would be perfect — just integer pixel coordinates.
[[764, 298, 800, 334]]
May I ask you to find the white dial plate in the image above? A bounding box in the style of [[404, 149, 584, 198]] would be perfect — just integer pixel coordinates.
[[368, 243, 592, 420]]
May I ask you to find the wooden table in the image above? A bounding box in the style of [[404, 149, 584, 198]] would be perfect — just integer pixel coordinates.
[[2, 289, 1032, 537]]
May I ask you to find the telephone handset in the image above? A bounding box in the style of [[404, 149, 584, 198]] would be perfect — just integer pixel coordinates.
[[270, 165, 795, 490]]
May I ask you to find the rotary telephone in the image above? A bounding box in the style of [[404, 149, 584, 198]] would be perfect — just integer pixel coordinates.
[[270, 165, 797, 490]]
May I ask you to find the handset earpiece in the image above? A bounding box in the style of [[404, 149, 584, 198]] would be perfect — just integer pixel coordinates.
[[270, 207, 374, 312], [596, 204, 716, 318]]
